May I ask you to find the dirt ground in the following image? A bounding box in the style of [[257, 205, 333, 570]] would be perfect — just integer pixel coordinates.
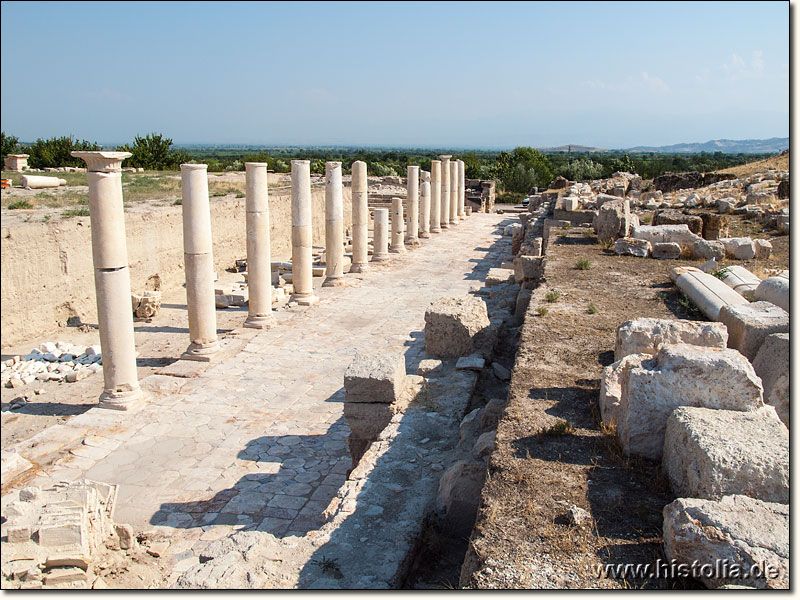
[[459, 226, 760, 589]]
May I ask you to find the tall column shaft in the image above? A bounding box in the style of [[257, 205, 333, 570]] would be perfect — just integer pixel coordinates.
[[419, 170, 431, 238], [323, 161, 345, 286], [350, 160, 370, 273], [244, 162, 272, 329], [372, 207, 390, 262], [430, 160, 442, 233], [406, 166, 420, 245], [389, 196, 406, 253], [439, 155, 451, 229], [458, 160, 466, 217], [290, 160, 318, 305], [72, 150, 143, 410], [181, 164, 220, 360], [449, 160, 459, 225]]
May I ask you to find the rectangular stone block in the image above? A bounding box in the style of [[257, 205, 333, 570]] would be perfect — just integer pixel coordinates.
[[344, 353, 406, 404], [664, 406, 788, 503], [614, 317, 728, 361], [752, 333, 789, 427], [718, 301, 789, 361]]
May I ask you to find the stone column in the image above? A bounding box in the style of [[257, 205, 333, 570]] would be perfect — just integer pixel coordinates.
[[243, 162, 272, 329], [449, 159, 459, 225], [350, 160, 370, 273], [458, 159, 466, 218], [290, 160, 318, 305], [371, 207, 390, 262], [430, 160, 442, 233], [406, 166, 421, 246], [180, 164, 220, 361], [323, 161, 345, 286], [439, 155, 451, 229], [419, 170, 431, 238], [71, 151, 144, 410], [389, 197, 406, 253]]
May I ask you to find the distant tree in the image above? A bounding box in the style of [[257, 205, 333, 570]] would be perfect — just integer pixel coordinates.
[[117, 133, 186, 170], [610, 153, 637, 174], [461, 152, 482, 179], [1, 132, 19, 160], [26, 135, 99, 168]]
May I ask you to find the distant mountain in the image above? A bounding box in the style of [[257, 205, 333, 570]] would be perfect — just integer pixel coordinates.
[[623, 137, 789, 154], [539, 144, 607, 153]]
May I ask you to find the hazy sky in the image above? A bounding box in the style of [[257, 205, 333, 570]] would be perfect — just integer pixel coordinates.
[[0, 1, 789, 148]]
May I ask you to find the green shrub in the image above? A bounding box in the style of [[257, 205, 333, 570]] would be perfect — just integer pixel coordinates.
[[588, 303, 597, 314], [576, 259, 591, 270], [8, 200, 32, 209], [116, 133, 189, 170], [545, 290, 561, 303], [26, 135, 99, 168], [539, 419, 575, 436], [62, 207, 90, 218], [536, 306, 548, 316]]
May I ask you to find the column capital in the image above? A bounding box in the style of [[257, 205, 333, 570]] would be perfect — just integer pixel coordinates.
[[439, 155, 452, 161], [245, 162, 269, 169], [181, 163, 208, 171], [71, 151, 132, 172]]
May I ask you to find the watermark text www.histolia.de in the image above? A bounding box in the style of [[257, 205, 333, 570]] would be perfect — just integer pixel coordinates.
[[596, 559, 781, 582]]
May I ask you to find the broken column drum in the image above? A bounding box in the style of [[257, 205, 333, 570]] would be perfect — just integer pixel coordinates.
[[439, 155, 451, 229], [180, 164, 221, 360], [406, 165, 421, 245], [323, 161, 345, 286], [449, 159, 459, 225], [243, 162, 272, 329], [420, 176, 431, 238], [389, 197, 406, 253], [430, 160, 442, 233], [372, 207, 390, 262], [350, 160, 370, 273], [458, 159, 466, 218], [290, 160, 319, 305], [71, 151, 145, 410]]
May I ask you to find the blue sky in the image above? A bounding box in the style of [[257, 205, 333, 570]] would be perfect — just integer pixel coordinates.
[[0, 1, 789, 148]]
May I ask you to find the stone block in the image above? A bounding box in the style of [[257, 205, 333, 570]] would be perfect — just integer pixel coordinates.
[[692, 238, 725, 261], [720, 237, 756, 260], [424, 296, 492, 358], [754, 274, 789, 313], [472, 431, 496, 459], [436, 460, 487, 536], [752, 333, 789, 427], [456, 355, 485, 371], [716, 265, 761, 300], [652, 242, 681, 259], [599, 353, 648, 427], [613, 237, 651, 257], [618, 344, 764, 459], [416, 359, 442, 376], [595, 198, 630, 240], [663, 495, 788, 589], [699, 213, 728, 240], [485, 268, 515, 287], [718, 301, 789, 361], [344, 353, 406, 404], [630, 224, 702, 252], [512, 255, 545, 289], [652, 209, 703, 235], [614, 318, 727, 361], [753, 239, 772, 259], [663, 406, 788, 503], [479, 398, 506, 432]]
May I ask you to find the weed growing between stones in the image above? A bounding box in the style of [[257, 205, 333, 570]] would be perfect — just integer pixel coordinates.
[[711, 266, 732, 280], [576, 259, 591, 270], [587, 303, 598, 314], [62, 207, 90, 218], [8, 200, 32, 209], [545, 290, 561, 303], [599, 238, 614, 251], [537, 307, 549, 317], [538, 419, 575, 436], [676, 293, 703, 319]]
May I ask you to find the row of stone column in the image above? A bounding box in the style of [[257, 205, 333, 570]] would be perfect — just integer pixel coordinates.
[[70, 151, 467, 411]]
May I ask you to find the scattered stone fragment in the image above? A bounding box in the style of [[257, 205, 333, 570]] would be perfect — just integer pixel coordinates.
[[718, 301, 789, 361], [566, 505, 591, 527], [424, 296, 493, 358], [455, 355, 485, 371], [614, 317, 727, 361], [651, 242, 681, 260], [491, 362, 511, 381], [613, 237, 651, 257], [751, 333, 789, 427]]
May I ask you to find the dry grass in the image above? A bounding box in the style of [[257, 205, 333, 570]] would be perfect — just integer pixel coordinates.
[[715, 152, 789, 177]]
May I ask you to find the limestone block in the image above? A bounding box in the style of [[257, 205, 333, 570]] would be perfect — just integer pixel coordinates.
[[599, 353, 648, 427], [595, 198, 630, 240], [652, 209, 703, 235], [753, 274, 789, 313], [663, 495, 788, 589], [479, 398, 506, 432], [652, 242, 681, 260], [436, 460, 487, 536], [344, 353, 406, 404], [416, 359, 443, 376], [752, 333, 789, 427], [692, 238, 725, 261], [1, 449, 33, 481], [485, 268, 515, 287], [753, 239, 772, 259], [663, 406, 788, 503], [512, 255, 545, 288], [716, 265, 761, 300], [720, 237, 756, 260], [718, 301, 789, 361], [456, 355, 485, 371], [563, 197, 580, 211], [131, 290, 162, 320], [716, 198, 735, 213], [424, 296, 492, 358], [618, 344, 764, 459], [595, 193, 619, 209], [630, 224, 701, 252], [472, 431, 496, 459], [671, 266, 749, 321], [613, 237, 651, 257], [699, 212, 729, 239], [614, 317, 728, 361]]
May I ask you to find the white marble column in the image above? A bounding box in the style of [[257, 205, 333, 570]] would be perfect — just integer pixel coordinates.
[[290, 160, 318, 305], [71, 151, 144, 410], [389, 197, 406, 253], [180, 164, 221, 361], [430, 160, 442, 233], [439, 155, 451, 229], [350, 160, 370, 273], [419, 170, 431, 238], [449, 159, 459, 225], [323, 161, 345, 286], [406, 166, 421, 246], [244, 162, 272, 329], [371, 207, 390, 262], [458, 159, 466, 218]]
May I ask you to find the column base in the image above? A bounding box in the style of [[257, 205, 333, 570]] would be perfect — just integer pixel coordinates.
[[349, 263, 370, 273], [244, 314, 273, 329], [430, 227, 442, 234], [389, 245, 406, 253], [405, 237, 422, 247], [181, 340, 221, 362], [323, 276, 346, 287], [420, 232, 431, 239], [450, 219, 459, 226], [291, 293, 319, 306], [440, 223, 450, 229], [99, 386, 146, 411], [371, 254, 390, 263]]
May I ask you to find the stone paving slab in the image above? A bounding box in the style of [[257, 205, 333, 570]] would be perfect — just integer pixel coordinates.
[[4, 214, 510, 581]]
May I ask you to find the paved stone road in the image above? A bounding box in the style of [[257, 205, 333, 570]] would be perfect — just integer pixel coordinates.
[[22, 213, 508, 566]]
